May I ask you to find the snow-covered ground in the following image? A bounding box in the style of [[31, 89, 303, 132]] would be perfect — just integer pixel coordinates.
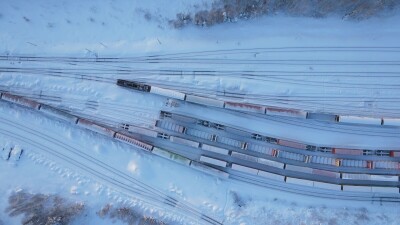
[[1, 0, 400, 224]]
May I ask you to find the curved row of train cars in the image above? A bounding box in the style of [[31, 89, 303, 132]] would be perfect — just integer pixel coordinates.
[[1, 92, 399, 194], [117, 79, 400, 126]]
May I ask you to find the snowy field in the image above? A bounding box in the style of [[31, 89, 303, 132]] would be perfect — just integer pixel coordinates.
[[1, 0, 400, 224]]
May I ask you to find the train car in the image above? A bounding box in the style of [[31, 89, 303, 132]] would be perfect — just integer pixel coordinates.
[[224, 126, 249, 137], [161, 111, 198, 124], [390, 151, 400, 157], [116, 79, 151, 92], [1, 93, 41, 110], [201, 144, 229, 155], [313, 181, 341, 190], [152, 147, 191, 165], [371, 187, 400, 194], [231, 163, 258, 175], [278, 151, 306, 162], [185, 94, 225, 108], [114, 133, 154, 151], [374, 161, 400, 170], [337, 115, 382, 125], [185, 128, 215, 141], [342, 185, 372, 193], [257, 170, 285, 181], [247, 143, 274, 155], [332, 148, 363, 155], [277, 139, 307, 150], [310, 156, 337, 166], [231, 152, 258, 163], [370, 175, 399, 182], [170, 136, 200, 148], [257, 158, 284, 169], [216, 136, 245, 149], [382, 118, 400, 126], [126, 126, 158, 138], [149, 86, 186, 100], [199, 156, 227, 167], [39, 104, 79, 123], [190, 161, 229, 178], [155, 120, 186, 133], [342, 173, 371, 180], [285, 164, 313, 174], [224, 102, 266, 114], [77, 118, 116, 137], [266, 107, 308, 119], [285, 177, 314, 187], [341, 159, 368, 168], [312, 169, 340, 178]]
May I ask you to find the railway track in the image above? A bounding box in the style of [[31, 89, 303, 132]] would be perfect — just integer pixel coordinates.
[[0, 117, 223, 225], [0, 96, 400, 201], [2, 89, 400, 142]]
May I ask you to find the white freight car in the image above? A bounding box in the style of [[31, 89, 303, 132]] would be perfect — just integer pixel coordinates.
[[190, 161, 229, 178], [382, 118, 400, 126], [285, 177, 314, 187], [231, 164, 258, 175], [231, 152, 258, 162], [149, 86, 186, 100], [257, 170, 285, 181], [257, 158, 284, 169], [338, 115, 382, 125], [170, 136, 200, 148], [199, 156, 227, 167], [185, 94, 225, 108], [201, 144, 229, 155]]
